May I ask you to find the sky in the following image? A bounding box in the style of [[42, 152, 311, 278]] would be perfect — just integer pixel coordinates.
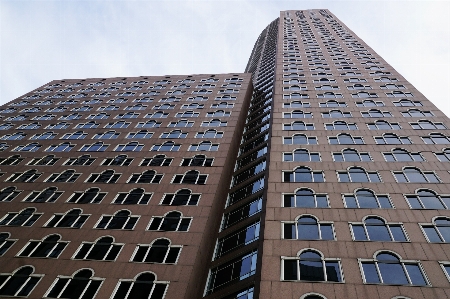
[[1, 0, 450, 116]]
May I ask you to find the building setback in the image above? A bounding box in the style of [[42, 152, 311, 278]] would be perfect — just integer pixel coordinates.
[[1, 8, 450, 299]]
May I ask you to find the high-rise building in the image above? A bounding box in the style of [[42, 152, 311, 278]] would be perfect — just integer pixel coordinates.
[[1, 8, 450, 299]]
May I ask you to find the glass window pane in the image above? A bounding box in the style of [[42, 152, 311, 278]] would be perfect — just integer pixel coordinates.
[[352, 225, 367, 240], [390, 226, 407, 242], [367, 225, 391, 241], [379, 262, 408, 284], [325, 261, 341, 282], [283, 260, 298, 280], [405, 264, 427, 285]]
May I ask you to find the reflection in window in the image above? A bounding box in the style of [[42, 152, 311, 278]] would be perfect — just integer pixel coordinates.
[[360, 251, 427, 285], [343, 189, 392, 209], [0, 266, 42, 297], [283, 188, 329, 208], [350, 216, 407, 241], [282, 249, 342, 282], [421, 217, 450, 243], [283, 215, 334, 240], [44, 269, 103, 299], [111, 272, 168, 299]]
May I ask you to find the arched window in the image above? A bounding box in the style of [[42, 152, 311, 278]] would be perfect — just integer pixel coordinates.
[[0, 208, 41, 226], [282, 249, 342, 282], [374, 133, 411, 144], [160, 129, 186, 139], [95, 210, 139, 230], [283, 100, 310, 108], [283, 188, 329, 208], [45, 269, 103, 299], [284, 93, 309, 100], [45, 209, 88, 228], [283, 149, 320, 162], [73, 236, 122, 261], [411, 120, 446, 130], [172, 170, 207, 184], [350, 216, 407, 241], [283, 121, 315, 131], [127, 170, 162, 184], [367, 120, 400, 130], [64, 154, 95, 166], [329, 133, 364, 144], [68, 188, 106, 204], [113, 188, 152, 205], [181, 154, 214, 167], [343, 189, 392, 209], [161, 189, 200, 206], [13, 142, 41, 152], [0, 187, 21, 202], [322, 110, 351, 118], [283, 166, 324, 182], [25, 187, 63, 203], [116, 112, 140, 119], [195, 129, 223, 138], [148, 211, 191, 232], [393, 167, 440, 183], [386, 90, 413, 97], [393, 99, 422, 107], [0, 154, 23, 166], [18, 234, 68, 258], [176, 110, 199, 118], [283, 110, 312, 118], [333, 149, 371, 162], [422, 133, 450, 144], [28, 154, 59, 166], [401, 108, 433, 117], [360, 251, 427, 285], [356, 99, 384, 107], [140, 155, 172, 167], [105, 121, 130, 129], [45, 142, 74, 152], [46, 169, 80, 183], [325, 120, 357, 130], [147, 109, 169, 117], [115, 141, 144, 152], [352, 91, 378, 98], [383, 148, 424, 162], [283, 215, 334, 240], [319, 100, 346, 107], [0, 266, 42, 297], [361, 109, 391, 117], [87, 170, 121, 184], [337, 166, 381, 182], [189, 141, 218, 151], [283, 133, 317, 145], [317, 92, 343, 98], [151, 141, 180, 151], [101, 154, 133, 166], [406, 189, 450, 210], [420, 217, 450, 243], [206, 110, 230, 117], [136, 120, 161, 128], [201, 119, 227, 127], [111, 272, 168, 299], [131, 238, 181, 264]]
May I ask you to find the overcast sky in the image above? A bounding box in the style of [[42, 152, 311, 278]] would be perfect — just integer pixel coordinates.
[[1, 0, 449, 116]]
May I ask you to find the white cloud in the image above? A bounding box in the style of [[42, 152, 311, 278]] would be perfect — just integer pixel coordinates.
[[1, 0, 449, 116]]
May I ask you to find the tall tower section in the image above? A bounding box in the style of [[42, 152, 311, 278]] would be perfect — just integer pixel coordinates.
[[259, 9, 450, 299]]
